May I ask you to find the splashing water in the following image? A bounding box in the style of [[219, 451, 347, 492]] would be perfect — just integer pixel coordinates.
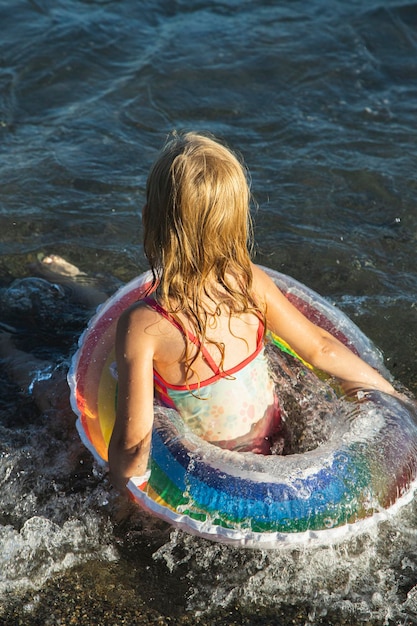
[[153, 506, 417, 624], [0, 367, 118, 618]]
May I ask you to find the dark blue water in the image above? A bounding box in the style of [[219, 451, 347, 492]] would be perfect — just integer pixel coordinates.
[[1, 0, 417, 623]]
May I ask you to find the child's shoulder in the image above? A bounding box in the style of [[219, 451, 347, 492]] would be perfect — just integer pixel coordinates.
[[115, 298, 165, 360], [251, 263, 290, 311], [251, 263, 275, 296], [117, 299, 159, 335]]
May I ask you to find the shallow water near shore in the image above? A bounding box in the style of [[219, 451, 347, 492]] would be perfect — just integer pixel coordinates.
[[1, 0, 417, 624]]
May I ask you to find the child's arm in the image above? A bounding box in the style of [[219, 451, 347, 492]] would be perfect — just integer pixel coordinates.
[[251, 264, 396, 395], [108, 305, 155, 492]]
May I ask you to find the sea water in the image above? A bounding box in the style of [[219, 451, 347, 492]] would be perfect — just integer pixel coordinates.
[[1, 0, 417, 623]]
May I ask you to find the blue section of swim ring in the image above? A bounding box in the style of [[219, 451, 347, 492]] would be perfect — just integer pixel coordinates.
[[151, 428, 369, 525], [188, 458, 365, 526], [151, 429, 189, 491]]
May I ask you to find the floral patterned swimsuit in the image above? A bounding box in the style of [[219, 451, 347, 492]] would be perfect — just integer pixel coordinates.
[[144, 298, 281, 455]]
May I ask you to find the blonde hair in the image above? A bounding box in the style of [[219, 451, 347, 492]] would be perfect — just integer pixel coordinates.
[[144, 131, 263, 377]]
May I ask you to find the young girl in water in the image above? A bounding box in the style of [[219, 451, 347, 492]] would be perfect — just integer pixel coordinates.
[[108, 131, 396, 491]]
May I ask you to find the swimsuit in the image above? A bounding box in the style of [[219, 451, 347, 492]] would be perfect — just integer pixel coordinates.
[[144, 298, 281, 454]]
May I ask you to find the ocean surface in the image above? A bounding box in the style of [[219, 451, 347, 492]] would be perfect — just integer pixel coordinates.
[[1, 0, 417, 624]]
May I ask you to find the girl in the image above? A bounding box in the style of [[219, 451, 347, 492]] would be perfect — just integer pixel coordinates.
[[108, 132, 396, 492]]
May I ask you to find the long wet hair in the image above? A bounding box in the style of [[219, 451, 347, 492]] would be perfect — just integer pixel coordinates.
[[143, 131, 264, 378]]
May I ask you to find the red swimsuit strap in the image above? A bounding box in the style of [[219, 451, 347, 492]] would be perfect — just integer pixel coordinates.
[[142, 297, 221, 374]]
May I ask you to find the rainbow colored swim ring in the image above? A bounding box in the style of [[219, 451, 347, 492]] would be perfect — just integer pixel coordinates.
[[68, 267, 417, 548]]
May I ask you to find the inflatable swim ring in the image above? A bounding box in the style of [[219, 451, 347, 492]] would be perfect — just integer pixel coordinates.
[[68, 267, 417, 547]]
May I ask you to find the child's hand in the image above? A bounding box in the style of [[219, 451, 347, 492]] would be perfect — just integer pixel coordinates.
[[108, 470, 131, 495]]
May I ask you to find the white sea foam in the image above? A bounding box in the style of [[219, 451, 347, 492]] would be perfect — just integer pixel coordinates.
[[154, 504, 417, 623], [0, 515, 117, 597]]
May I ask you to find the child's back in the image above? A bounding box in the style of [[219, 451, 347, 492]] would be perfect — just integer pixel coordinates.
[[128, 284, 281, 453]]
